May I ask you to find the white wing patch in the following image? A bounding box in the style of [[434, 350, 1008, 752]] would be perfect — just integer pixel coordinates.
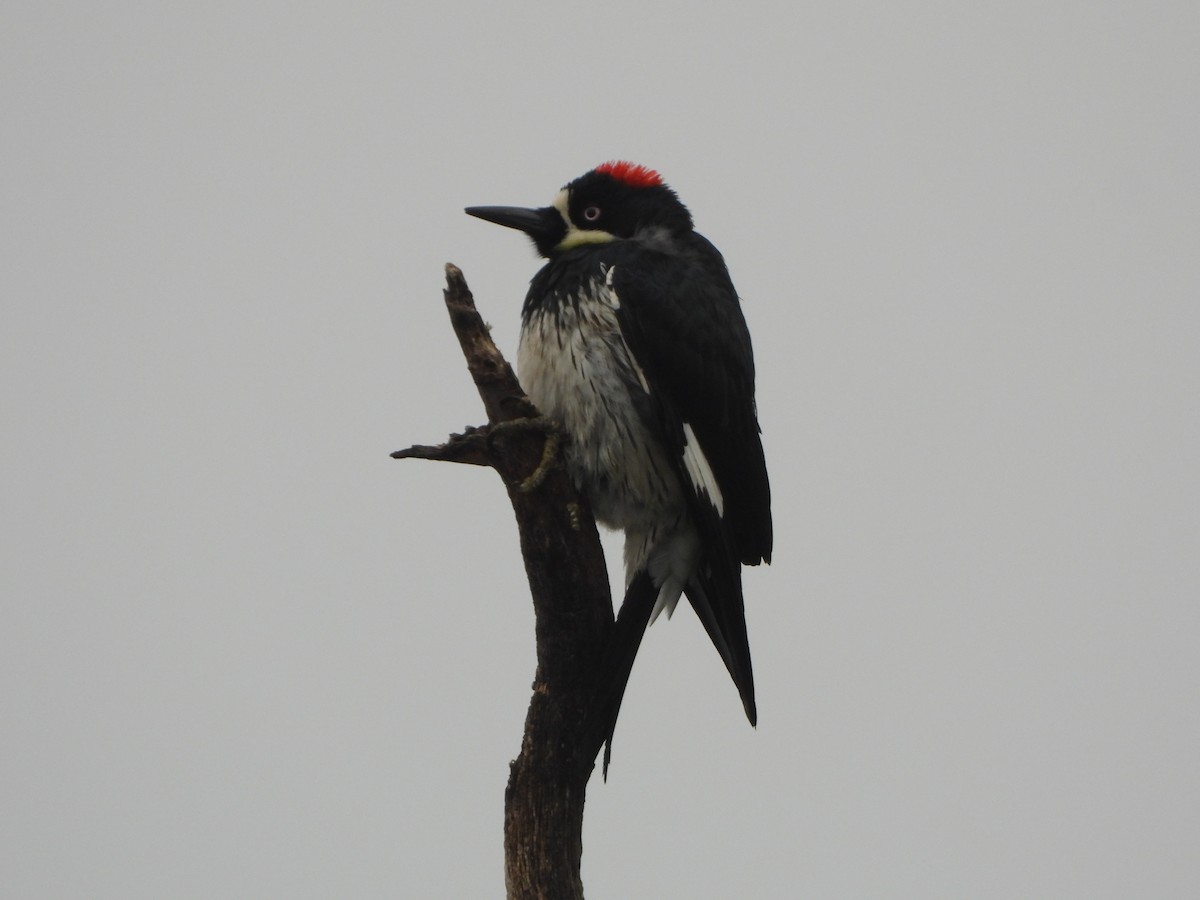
[[681, 422, 724, 517]]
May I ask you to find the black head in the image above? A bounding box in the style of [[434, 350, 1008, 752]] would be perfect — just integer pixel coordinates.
[[465, 161, 694, 259]]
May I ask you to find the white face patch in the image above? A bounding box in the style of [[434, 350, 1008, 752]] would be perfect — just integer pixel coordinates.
[[552, 187, 615, 251], [681, 423, 725, 517], [551, 188, 570, 224]]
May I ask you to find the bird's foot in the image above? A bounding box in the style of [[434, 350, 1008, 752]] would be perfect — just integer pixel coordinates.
[[486, 415, 565, 492]]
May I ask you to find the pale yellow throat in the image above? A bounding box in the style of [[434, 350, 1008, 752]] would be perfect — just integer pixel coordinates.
[[556, 228, 616, 251]]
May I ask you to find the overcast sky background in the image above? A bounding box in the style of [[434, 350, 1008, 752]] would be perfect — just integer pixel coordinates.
[[3, 3, 1198, 898]]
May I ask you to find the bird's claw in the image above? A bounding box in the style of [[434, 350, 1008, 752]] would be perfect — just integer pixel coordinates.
[[486, 416, 565, 492]]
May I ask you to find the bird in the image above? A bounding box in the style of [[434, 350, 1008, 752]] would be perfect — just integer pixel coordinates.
[[465, 161, 771, 769]]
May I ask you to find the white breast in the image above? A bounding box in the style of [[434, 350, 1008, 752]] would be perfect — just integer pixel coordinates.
[[517, 279, 684, 535]]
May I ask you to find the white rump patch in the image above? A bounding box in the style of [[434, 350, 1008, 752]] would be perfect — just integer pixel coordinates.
[[644, 525, 701, 624], [681, 423, 724, 517]]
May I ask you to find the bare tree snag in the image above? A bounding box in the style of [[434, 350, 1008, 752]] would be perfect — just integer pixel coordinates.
[[393, 264, 613, 900]]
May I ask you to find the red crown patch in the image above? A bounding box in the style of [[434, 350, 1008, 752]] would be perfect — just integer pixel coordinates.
[[594, 160, 663, 188]]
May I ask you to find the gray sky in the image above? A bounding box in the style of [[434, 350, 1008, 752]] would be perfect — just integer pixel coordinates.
[[3, 2, 1198, 897]]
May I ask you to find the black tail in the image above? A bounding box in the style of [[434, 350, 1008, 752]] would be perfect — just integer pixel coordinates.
[[684, 564, 757, 726], [591, 564, 755, 778], [591, 570, 657, 779]]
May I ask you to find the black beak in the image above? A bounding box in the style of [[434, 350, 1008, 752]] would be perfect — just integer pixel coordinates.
[[465, 205, 565, 257], [465, 205, 548, 233]]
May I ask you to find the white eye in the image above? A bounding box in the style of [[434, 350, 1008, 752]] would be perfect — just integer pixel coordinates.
[[582, 205, 602, 222]]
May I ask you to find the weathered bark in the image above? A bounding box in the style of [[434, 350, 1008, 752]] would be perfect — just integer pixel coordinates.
[[393, 265, 613, 899]]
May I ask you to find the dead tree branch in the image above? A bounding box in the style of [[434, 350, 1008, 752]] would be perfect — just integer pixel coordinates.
[[392, 264, 613, 900]]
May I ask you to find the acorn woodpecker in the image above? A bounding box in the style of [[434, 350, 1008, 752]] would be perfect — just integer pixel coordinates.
[[466, 161, 771, 763]]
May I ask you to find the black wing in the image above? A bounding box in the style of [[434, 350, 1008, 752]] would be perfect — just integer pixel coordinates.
[[608, 234, 772, 723], [610, 234, 772, 565]]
